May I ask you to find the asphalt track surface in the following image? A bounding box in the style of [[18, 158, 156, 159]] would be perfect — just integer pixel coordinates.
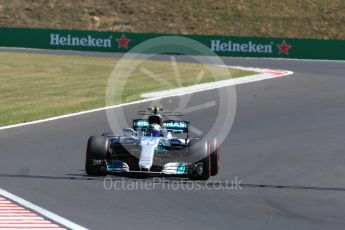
[[1, 51, 345, 229]]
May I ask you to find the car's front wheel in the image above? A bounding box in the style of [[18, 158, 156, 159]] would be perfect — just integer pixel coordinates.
[[85, 136, 109, 176]]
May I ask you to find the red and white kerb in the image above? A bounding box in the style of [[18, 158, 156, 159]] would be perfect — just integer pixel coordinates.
[[0, 196, 65, 229]]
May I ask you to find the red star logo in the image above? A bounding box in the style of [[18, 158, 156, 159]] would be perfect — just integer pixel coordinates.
[[116, 34, 131, 49], [277, 40, 291, 55]]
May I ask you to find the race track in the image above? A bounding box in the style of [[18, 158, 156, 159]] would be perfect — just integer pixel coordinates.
[[1, 55, 345, 229]]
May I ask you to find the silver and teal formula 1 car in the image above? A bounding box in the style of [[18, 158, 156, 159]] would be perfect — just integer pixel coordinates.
[[85, 107, 220, 180]]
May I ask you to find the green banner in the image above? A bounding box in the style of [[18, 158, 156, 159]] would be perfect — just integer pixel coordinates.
[[1, 27, 345, 60]]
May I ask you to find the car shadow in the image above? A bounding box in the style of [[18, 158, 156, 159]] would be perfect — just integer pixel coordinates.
[[0, 172, 344, 192]]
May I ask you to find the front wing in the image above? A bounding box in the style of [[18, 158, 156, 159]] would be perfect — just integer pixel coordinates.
[[105, 160, 202, 177]]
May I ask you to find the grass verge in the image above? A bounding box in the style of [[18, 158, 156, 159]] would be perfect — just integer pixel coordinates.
[[0, 51, 255, 126], [1, 0, 345, 39]]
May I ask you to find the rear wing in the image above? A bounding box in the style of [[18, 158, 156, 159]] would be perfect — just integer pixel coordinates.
[[132, 119, 189, 133], [138, 111, 183, 116], [163, 120, 189, 133]]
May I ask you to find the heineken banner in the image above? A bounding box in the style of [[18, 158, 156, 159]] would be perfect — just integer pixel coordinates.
[[1, 27, 345, 60]]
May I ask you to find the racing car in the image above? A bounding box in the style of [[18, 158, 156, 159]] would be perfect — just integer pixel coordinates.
[[85, 107, 220, 180]]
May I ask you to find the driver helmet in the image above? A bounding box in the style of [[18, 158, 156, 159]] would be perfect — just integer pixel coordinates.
[[148, 124, 162, 137]]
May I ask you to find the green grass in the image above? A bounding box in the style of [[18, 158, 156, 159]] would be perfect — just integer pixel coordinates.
[[1, 0, 345, 39], [0, 52, 254, 126]]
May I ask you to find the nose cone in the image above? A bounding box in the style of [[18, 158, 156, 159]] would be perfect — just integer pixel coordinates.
[[138, 138, 159, 170]]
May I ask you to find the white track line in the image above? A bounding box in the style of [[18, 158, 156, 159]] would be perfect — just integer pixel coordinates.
[[0, 189, 87, 230], [0, 66, 293, 131], [141, 67, 292, 98]]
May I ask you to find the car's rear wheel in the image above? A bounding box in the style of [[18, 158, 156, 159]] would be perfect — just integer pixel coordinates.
[[210, 139, 220, 176], [85, 136, 109, 176]]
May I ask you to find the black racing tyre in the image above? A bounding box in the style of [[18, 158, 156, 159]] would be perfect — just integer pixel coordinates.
[[210, 139, 220, 176], [199, 148, 211, 180], [187, 139, 198, 149], [85, 136, 109, 175], [188, 140, 211, 180]]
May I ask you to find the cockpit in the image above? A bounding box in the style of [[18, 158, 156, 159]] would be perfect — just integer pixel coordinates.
[[145, 123, 163, 137]]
